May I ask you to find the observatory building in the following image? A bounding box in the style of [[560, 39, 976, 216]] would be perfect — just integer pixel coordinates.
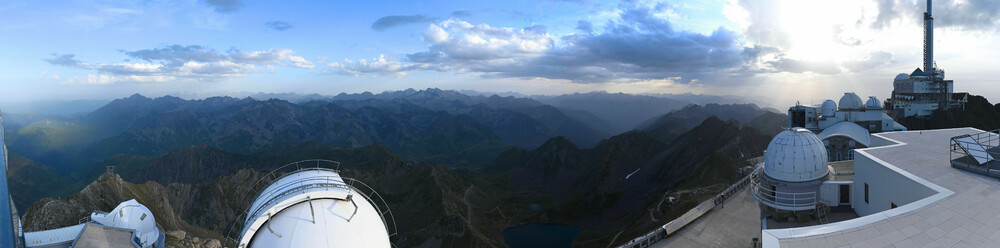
[[788, 92, 906, 161], [229, 160, 396, 248], [751, 128, 855, 226], [885, 0, 968, 118]]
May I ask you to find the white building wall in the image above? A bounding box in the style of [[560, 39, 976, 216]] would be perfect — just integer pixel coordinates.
[[820, 182, 850, 206], [852, 151, 937, 216]]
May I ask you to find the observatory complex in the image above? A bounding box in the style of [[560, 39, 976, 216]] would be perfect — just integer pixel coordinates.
[[788, 92, 907, 161], [627, 1, 1000, 247], [885, 0, 968, 118]]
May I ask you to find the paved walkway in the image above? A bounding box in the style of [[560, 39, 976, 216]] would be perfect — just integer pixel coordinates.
[[651, 187, 761, 248]]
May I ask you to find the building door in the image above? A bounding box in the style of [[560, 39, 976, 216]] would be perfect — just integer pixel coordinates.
[[839, 184, 850, 205]]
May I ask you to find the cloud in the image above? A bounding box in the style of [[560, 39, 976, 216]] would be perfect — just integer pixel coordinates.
[[46, 45, 314, 83], [371, 15, 438, 31], [451, 11, 472, 18], [339, 4, 751, 83], [202, 0, 243, 13], [264, 21, 292, 31], [327, 55, 426, 77], [871, 0, 1000, 31], [44, 54, 85, 67]]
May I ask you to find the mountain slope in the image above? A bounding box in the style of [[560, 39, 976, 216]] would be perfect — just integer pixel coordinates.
[[533, 92, 689, 134], [488, 117, 774, 247]]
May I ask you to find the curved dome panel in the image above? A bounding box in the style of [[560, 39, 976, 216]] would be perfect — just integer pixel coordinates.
[[838, 93, 864, 110], [763, 128, 829, 182], [866, 96, 882, 109], [817, 122, 871, 147], [821, 100, 837, 117], [238, 167, 391, 248]]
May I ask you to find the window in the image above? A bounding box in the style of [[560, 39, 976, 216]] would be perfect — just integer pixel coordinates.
[[864, 183, 869, 204]]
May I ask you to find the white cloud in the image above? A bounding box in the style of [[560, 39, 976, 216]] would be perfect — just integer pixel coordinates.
[[46, 45, 314, 84], [288, 56, 315, 69], [327, 54, 423, 77]]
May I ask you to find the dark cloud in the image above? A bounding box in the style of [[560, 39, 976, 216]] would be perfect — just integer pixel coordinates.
[[451, 11, 472, 18], [45, 54, 85, 67], [124, 45, 228, 66], [872, 0, 1000, 31], [390, 5, 750, 83], [371, 15, 438, 31], [265, 21, 293, 31], [576, 20, 592, 33], [201, 0, 243, 13]]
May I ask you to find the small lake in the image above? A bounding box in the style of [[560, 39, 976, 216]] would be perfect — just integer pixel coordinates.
[[503, 223, 581, 248]]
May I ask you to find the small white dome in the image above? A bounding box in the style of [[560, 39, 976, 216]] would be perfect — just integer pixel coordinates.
[[865, 96, 882, 109], [90, 199, 160, 248], [821, 100, 837, 117], [763, 128, 829, 182], [894, 73, 910, 80], [838, 92, 864, 110]]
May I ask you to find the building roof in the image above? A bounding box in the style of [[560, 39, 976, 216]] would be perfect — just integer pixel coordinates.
[[23, 223, 86, 247], [763, 128, 829, 182], [767, 128, 1000, 248], [72, 224, 139, 248], [817, 121, 872, 147], [910, 67, 926, 76]]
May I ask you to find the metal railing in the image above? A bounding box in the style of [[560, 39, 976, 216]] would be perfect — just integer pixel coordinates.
[[616, 166, 755, 248], [950, 129, 1000, 178], [749, 166, 817, 211], [224, 159, 397, 248]]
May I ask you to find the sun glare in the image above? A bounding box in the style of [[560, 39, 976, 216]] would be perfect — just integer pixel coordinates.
[[778, 0, 867, 61]]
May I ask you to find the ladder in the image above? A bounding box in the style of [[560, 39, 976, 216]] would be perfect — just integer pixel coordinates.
[[816, 204, 830, 224]]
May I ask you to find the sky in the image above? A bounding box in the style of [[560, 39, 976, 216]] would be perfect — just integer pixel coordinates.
[[2, 0, 1000, 108]]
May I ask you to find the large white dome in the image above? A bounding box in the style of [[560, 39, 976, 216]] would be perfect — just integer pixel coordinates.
[[838, 92, 864, 110], [763, 128, 829, 182], [821, 100, 837, 117]]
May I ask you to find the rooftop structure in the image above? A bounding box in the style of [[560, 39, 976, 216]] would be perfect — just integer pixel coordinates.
[[886, 0, 969, 117], [229, 160, 396, 248]]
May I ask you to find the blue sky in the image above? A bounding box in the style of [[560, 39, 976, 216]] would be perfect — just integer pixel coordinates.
[[3, 0, 1000, 108]]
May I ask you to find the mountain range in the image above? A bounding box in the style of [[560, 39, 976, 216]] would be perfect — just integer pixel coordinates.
[[6, 89, 787, 247]]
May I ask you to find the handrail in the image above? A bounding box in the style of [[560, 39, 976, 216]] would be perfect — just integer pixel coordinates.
[[616, 162, 755, 248], [950, 130, 1000, 165], [225, 159, 340, 245], [749, 166, 818, 210], [224, 160, 396, 248]]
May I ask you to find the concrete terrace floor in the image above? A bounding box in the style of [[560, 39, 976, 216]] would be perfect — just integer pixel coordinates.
[[651, 187, 762, 248], [779, 128, 1000, 247]]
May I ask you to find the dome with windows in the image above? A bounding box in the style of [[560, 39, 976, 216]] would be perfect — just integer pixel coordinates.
[[763, 128, 829, 182]]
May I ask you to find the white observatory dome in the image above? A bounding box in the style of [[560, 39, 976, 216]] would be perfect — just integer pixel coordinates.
[[838, 92, 864, 110], [821, 100, 837, 117], [895, 73, 910, 80], [763, 128, 829, 182], [237, 162, 392, 248], [90, 199, 160, 248], [865, 96, 882, 109]]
